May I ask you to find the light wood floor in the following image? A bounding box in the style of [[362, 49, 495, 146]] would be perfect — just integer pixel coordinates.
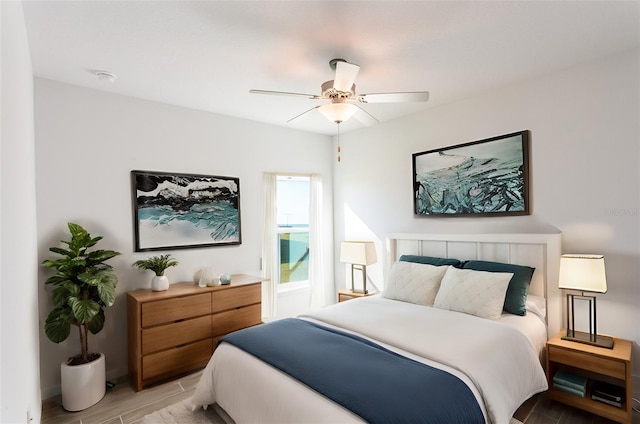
[[41, 371, 203, 424], [41, 372, 639, 424]]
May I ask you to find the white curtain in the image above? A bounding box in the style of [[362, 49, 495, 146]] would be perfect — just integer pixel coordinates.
[[308, 174, 326, 309], [261, 172, 278, 320]]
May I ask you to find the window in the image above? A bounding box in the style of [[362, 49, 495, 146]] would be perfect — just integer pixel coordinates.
[[262, 172, 325, 319], [276, 176, 310, 290]]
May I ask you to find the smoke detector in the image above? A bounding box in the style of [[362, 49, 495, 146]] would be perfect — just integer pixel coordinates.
[[92, 70, 117, 83]]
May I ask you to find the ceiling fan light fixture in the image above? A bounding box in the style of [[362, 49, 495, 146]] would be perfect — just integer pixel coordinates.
[[321, 80, 355, 99], [319, 103, 358, 124], [250, 58, 428, 127]]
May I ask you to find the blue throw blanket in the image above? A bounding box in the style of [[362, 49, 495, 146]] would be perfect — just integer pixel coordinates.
[[221, 318, 484, 424]]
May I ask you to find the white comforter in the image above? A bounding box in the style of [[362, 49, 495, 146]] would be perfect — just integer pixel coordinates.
[[192, 296, 548, 424]]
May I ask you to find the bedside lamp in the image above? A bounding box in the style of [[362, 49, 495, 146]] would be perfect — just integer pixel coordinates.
[[558, 254, 613, 349], [340, 241, 377, 294]]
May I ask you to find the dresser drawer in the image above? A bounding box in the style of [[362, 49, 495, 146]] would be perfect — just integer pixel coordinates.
[[142, 338, 213, 381], [548, 345, 626, 380], [142, 315, 212, 355], [142, 293, 211, 327], [213, 303, 261, 336], [213, 284, 260, 312]]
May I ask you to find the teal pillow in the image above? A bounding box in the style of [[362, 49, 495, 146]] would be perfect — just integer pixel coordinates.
[[399, 255, 462, 267], [462, 260, 535, 316]]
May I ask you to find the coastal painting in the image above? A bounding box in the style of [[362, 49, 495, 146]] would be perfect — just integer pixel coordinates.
[[413, 131, 530, 217], [132, 170, 241, 251]]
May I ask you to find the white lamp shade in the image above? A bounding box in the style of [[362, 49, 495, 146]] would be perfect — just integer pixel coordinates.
[[558, 254, 607, 293], [319, 103, 358, 123], [340, 241, 377, 266]]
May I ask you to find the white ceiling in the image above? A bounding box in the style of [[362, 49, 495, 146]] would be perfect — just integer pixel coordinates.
[[22, 1, 640, 135]]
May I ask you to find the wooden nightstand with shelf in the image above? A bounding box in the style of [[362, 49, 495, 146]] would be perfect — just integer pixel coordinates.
[[337, 289, 378, 302], [546, 330, 632, 423]]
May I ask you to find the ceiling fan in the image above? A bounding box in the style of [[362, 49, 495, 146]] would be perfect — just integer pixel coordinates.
[[250, 58, 429, 126]]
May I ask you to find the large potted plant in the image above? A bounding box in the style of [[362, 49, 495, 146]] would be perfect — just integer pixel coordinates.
[[42, 223, 121, 411], [132, 254, 179, 291]]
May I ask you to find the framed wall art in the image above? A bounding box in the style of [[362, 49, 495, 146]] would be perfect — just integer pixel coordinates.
[[131, 170, 241, 251], [412, 130, 530, 217]]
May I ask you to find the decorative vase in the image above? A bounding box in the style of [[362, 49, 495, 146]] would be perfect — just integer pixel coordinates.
[[60, 352, 106, 411], [151, 275, 169, 291], [219, 273, 232, 285]]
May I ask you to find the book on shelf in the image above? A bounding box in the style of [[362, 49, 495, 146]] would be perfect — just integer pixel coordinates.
[[553, 382, 586, 398], [552, 370, 588, 392]]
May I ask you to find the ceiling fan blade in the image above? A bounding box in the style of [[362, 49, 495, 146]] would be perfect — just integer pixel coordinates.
[[250, 89, 321, 100], [333, 61, 360, 92], [356, 91, 429, 103], [286, 105, 322, 123], [353, 105, 379, 127]]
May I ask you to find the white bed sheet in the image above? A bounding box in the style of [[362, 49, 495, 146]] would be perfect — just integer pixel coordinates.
[[192, 296, 548, 424]]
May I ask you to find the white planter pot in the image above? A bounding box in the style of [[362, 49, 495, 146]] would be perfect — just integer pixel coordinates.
[[61, 352, 106, 411], [151, 275, 169, 291]]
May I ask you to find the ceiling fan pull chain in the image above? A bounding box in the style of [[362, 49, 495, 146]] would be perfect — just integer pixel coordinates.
[[337, 123, 341, 162]]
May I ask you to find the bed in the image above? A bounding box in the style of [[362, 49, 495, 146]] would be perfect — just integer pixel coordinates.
[[192, 232, 562, 424]]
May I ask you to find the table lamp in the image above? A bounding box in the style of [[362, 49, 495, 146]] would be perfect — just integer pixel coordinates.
[[558, 254, 613, 349], [340, 241, 377, 294]]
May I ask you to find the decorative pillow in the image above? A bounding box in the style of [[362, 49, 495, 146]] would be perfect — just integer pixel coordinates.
[[433, 266, 513, 320], [400, 254, 462, 267], [382, 261, 449, 306], [462, 260, 535, 316]]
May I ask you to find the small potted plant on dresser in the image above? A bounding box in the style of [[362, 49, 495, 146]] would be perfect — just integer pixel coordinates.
[[132, 254, 179, 291], [42, 223, 121, 411]]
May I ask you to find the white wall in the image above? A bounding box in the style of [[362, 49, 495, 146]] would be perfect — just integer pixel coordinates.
[[334, 48, 640, 372], [34, 79, 335, 398], [1, 1, 42, 422]]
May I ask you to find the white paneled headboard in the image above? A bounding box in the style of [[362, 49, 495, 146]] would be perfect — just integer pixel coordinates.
[[387, 233, 562, 337]]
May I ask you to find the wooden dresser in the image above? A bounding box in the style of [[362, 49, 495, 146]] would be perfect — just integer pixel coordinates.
[[127, 274, 263, 391]]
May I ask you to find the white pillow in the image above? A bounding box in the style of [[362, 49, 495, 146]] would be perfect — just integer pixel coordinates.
[[382, 262, 449, 306], [525, 294, 546, 319], [433, 266, 513, 320]]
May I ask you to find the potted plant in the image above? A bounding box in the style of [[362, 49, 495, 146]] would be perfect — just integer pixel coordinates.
[[42, 223, 121, 411], [132, 254, 179, 291]]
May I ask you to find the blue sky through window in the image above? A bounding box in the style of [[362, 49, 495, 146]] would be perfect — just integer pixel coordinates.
[[277, 176, 309, 227]]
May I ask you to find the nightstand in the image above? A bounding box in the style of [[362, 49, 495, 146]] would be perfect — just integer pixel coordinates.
[[337, 289, 378, 302], [546, 330, 632, 423]]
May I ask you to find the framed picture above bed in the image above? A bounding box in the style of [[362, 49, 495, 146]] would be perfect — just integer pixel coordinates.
[[131, 170, 241, 251], [412, 130, 530, 217]]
